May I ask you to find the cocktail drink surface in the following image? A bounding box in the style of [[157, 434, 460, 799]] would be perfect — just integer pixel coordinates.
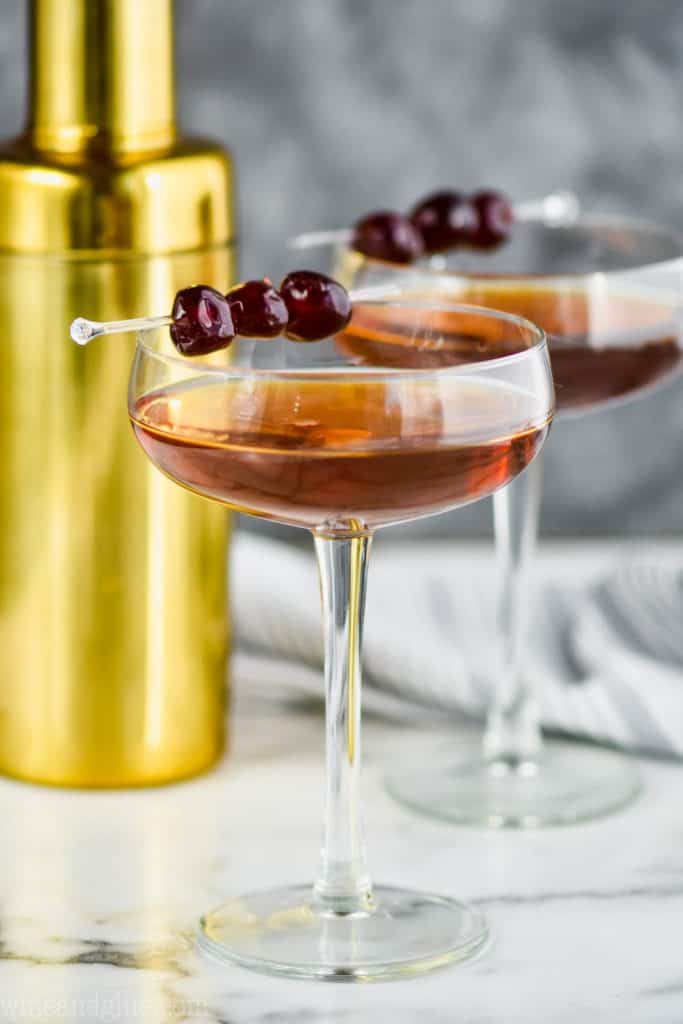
[[133, 373, 548, 530], [312, 214, 683, 828], [455, 285, 681, 412], [342, 284, 681, 413], [125, 299, 553, 981]]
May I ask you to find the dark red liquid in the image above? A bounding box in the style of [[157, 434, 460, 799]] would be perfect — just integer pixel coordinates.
[[340, 287, 682, 413], [132, 375, 548, 532]]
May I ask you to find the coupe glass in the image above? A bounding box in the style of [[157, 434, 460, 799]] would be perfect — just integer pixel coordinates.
[[292, 215, 683, 827], [127, 299, 553, 980]]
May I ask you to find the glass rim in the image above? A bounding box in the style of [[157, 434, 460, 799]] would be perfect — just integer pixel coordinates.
[[135, 298, 548, 381], [288, 211, 683, 281]]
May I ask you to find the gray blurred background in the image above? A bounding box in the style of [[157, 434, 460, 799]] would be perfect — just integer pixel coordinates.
[[2, 0, 683, 536]]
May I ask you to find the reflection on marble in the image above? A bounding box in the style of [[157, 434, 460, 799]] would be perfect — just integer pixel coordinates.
[[1, 687, 682, 1022]]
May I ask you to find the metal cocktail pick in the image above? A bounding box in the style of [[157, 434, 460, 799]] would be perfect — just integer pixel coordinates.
[[69, 286, 402, 346], [70, 314, 174, 345]]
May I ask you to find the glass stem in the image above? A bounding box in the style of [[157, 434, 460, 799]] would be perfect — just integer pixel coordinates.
[[485, 454, 544, 764], [312, 531, 373, 915]]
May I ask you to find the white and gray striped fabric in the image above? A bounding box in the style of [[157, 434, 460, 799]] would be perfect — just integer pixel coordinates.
[[232, 533, 683, 758]]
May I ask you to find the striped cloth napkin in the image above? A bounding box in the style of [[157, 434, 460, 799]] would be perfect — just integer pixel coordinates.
[[232, 532, 683, 758]]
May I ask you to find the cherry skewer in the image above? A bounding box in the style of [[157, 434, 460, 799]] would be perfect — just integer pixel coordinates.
[[289, 190, 579, 251], [70, 283, 400, 347]]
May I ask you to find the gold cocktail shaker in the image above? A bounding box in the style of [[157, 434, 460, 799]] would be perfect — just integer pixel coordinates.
[[0, 0, 235, 785]]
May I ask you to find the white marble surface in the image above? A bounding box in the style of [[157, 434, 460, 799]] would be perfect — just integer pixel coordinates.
[[0, 683, 682, 1024]]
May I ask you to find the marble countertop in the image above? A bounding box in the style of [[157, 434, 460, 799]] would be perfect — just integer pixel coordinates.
[[1, 686, 682, 1023]]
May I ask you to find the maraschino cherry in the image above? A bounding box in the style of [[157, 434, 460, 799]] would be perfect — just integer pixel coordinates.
[[168, 273, 352, 355], [410, 190, 475, 253], [227, 279, 288, 338], [468, 189, 515, 248], [350, 211, 424, 264], [170, 285, 234, 356], [280, 271, 352, 342], [349, 187, 515, 262]]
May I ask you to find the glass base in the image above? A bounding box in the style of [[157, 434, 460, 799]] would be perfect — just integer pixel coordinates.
[[386, 741, 641, 828], [198, 883, 488, 981]]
